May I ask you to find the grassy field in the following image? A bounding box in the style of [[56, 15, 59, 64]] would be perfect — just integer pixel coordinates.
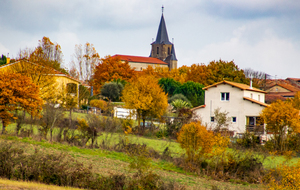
[[0, 135, 263, 190], [5, 120, 300, 169]]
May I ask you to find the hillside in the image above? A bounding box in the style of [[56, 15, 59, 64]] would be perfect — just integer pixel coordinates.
[[0, 136, 262, 190]]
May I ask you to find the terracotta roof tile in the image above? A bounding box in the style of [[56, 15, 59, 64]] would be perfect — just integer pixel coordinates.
[[112, 54, 167, 65], [203, 80, 266, 94], [268, 83, 300, 92], [265, 94, 287, 104], [190, 104, 206, 111], [243, 97, 269, 107]]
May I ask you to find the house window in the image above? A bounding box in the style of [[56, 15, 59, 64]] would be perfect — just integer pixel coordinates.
[[157, 47, 159, 54], [232, 117, 236, 122], [221, 92, 230, 101], [258, 95, 260, 101], [250, 93, 253, 99], [211, 117, 214, 122], [168, 47, 170, 55], [140, 67, 143, 71]]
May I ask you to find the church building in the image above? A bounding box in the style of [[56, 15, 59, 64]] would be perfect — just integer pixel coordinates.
[[112, 7, 178, 71]]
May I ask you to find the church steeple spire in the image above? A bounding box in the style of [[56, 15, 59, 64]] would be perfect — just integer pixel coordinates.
[[152, 7, 172, 45], [150, 7, 177, 70]]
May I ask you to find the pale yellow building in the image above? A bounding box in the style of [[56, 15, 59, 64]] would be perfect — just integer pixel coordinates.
[[0, 60, 82, 105]]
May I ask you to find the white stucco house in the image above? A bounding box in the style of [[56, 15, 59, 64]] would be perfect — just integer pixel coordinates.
[[192, 80, 269, 135]]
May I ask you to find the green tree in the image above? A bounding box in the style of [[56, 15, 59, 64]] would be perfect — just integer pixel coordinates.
[[100, 82, 123, 102], [158, 77, 181, 97], [0, 55, 7, 66], [171, 99, 191, 112], [168, 93, 191, 105], [174, 81, 205, 107]]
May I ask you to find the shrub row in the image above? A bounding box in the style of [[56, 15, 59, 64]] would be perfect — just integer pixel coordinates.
[[0, 141, 184, 190]]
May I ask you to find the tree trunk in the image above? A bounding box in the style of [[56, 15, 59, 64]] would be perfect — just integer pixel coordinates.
[[2, 120, 6, 134]]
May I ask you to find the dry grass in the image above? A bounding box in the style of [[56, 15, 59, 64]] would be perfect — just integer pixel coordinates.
[[0, 178, 82, 190]]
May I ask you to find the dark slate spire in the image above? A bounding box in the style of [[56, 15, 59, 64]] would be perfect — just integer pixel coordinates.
[[152, 9, 172, 45], [170, 44, 177, 61]]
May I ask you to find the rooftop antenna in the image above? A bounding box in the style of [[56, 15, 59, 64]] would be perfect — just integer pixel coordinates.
[[162, 5, 164, 13], [152, 38, 154, 42], [172, 38, 174, 44]]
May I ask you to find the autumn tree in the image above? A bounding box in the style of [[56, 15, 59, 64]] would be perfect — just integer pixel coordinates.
[[70, 42, 100, 81], [260, 100, 300, 153], [288, 91, 300, 110], [121, 75, 168, 132], [142, 66, 186, 83], [184, 60, 248, 86], [18, 37, 67, 74], [206, 60, 248, 85], [185, 64, 210, 86], [90, 99, 108, 114], [8, 60, 57, 100], [0, 72, 43, 134], [92, 55, 136, 94], [177, 122, 215, 161]]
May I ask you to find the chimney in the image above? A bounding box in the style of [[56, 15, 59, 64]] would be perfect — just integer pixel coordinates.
[[250, 75, 253, 89]]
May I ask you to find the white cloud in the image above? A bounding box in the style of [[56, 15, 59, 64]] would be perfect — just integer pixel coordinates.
[[185, 24, 300, 78]]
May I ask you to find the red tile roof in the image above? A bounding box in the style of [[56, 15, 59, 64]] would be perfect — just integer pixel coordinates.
[[112, 54, 167, 65], [190, 104, 206, 111], [269, 83, 300, 92], [243, 97, 269, 107], [287, 78, 300, 82], [203, 80, 267, 94], [265, 94, 288, 104]]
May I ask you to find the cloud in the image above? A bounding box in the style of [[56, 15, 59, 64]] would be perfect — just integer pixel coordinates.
[[203, 0, 300, 19], [184, 23, 300, 78]]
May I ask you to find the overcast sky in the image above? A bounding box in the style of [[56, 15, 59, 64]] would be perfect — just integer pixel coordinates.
[[1, 0, 300, 79]]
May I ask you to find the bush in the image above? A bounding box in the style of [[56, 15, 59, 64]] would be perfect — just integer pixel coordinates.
[[0, 141, 185, 190], [168, 94, 191, 105]]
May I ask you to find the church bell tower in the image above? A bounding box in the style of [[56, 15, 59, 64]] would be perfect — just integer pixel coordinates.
[[150, 6, 177, 70]]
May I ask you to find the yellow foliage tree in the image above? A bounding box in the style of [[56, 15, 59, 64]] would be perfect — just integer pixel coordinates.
[[0, 72, 43, 134], [265, 160, 300, 190], [177, 122, 216, 160], [141, 66, 186, 83], [8, 60, 57, 100], [121, 75, 168, 132], [90, 99, 108, 113], [260, 100, 300, 153]]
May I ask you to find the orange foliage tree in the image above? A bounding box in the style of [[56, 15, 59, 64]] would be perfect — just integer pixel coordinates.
[[121, 75, 168, 131], [25, 37, 67, 74], [141, 66, 186, 83], [182, 60, 248, 86], [92, 55, 136, 94], [0, 72, 43, 134], [260, 100, 300, 153]]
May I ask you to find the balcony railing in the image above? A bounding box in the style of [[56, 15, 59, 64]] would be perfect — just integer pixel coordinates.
[[246, 125, 265, 134]]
